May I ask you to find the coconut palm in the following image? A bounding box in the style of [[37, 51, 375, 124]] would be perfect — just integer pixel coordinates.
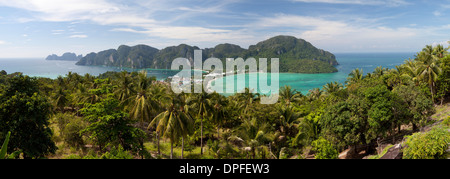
[[322, 82, 343, 95], [130, 71, 157, 128], [230, 118, 272, 159], [386, 65, 405, 87], [275, 104, 301, 137], [306, 88, 323, 101], [432, 44, 448, 59], [373, 66, 388, 77], [416, 49, 442, 102], [149, 93, 194, 159], [403, 59, 421, 86], [346, 68, 363, 85], [279, 85, 302, 105], [186, 90, 214, 155], [113, 71, 135, 105], [148, 83, 171, 112], [209, 93, 229, 138], [52, 87, 69, 112], [75, 83, 101, 104], [236, 88, 260, 115]]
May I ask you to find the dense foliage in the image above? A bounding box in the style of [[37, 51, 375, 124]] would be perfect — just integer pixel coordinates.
[[402, 127, 450, 159], [0, 43, 448, 159], [76, 35, 338, 73], [0, 75, 56, 158]]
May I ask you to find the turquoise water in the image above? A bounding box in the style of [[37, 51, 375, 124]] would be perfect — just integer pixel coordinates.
[[0, 53, 415, 93], [209, 53, 415, 95]]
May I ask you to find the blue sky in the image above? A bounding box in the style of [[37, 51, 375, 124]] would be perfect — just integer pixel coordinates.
[[0, 0, 449, 58]]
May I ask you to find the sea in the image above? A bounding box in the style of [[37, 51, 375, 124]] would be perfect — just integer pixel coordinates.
[[0, 53, 415, 95]]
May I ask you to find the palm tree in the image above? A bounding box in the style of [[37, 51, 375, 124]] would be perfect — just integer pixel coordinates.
[[306, 88, 323, 102], [403, 59, 420, 86], [275, 104, 301, 137], [130, 71, 157, 128], [149, 93, 194, 159], [75, 83, 101, 104], [186, 90, 214, 155], [279, 85, 302, 105], [373, 66, 387, 77], [52, 87, 68, 112], [432, 44, 448, 59], [236, 88, 260, 115], [114, 71, 135, 105], [209, 93, 228, 138], [148, 83, 171, 112], [322, 82, 343, 95], [346, 68, 363, 85], [230, 118, 272, 159], [416, 48, 442, 102], [386, 65, 405, 87]]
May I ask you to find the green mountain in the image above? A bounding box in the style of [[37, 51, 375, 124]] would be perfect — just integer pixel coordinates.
[[76, 35, 338, 73], [244, 36, 338, 73]]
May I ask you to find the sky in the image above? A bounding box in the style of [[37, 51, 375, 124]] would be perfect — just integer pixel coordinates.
[[0, 0, 449, 58]]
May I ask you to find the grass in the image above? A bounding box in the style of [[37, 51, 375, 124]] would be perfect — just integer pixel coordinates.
[[367, 144, 394, 159], [144, 140, 215, 159], [432, 104, 450, 121]]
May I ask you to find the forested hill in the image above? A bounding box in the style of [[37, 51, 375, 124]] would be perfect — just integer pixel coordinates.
[[76, 35, 339, 73]]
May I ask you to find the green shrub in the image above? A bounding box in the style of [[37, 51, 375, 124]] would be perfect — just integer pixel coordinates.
[[62, 117, 86, 149], [442, 117, 450, 127], [54, 113, 71, 134], [403, 127, 450, 159], [101, 145, 134, 159], [311, 137, 338, 159]]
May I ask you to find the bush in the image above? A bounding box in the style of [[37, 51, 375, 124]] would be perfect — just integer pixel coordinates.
[[403, 127, 450, 159], [442, 117, 450, 127], [62, 118, 86, 149], [101, 145, 134, 159], [311, 137, 338, 159]]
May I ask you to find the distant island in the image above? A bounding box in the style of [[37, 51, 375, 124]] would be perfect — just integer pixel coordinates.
[[46, 52, 83, 61], [76, 35, 339, 73]]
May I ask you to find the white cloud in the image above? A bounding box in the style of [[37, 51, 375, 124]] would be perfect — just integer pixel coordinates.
[[432, 40, 450, 47], [69, 35, 88, 38], [433, 11, 442, 17], [0, 0, 252, 49], [248, 14, 450, 52], [0, 40, 5, 45], [0, 0, 153, 27], [291, 0, 409, 6], [112, 26, 253, 49]]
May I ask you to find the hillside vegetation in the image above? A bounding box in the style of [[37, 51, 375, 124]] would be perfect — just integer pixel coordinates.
[[0, 43, 448, 159], [76, 36, 338, 73]]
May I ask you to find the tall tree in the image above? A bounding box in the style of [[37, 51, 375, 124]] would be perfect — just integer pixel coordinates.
[[114, 71, 135, 105], [209, 93, 229, 138], [322, 82, 343, 95], [231, 118, 272, 159], [403, 59, 421, 86], [52, 87, 69, 112], [80, 96, 146, 153], [130, 71, 157, 128], [279, 85, 302, 105], [186, 90, 213, 155], [0, 75, 56, 158], [275, 104, 301, 138], [416, 48, 442, 102], [346, 68, 364, 85], [149, 93, 194, 159]]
